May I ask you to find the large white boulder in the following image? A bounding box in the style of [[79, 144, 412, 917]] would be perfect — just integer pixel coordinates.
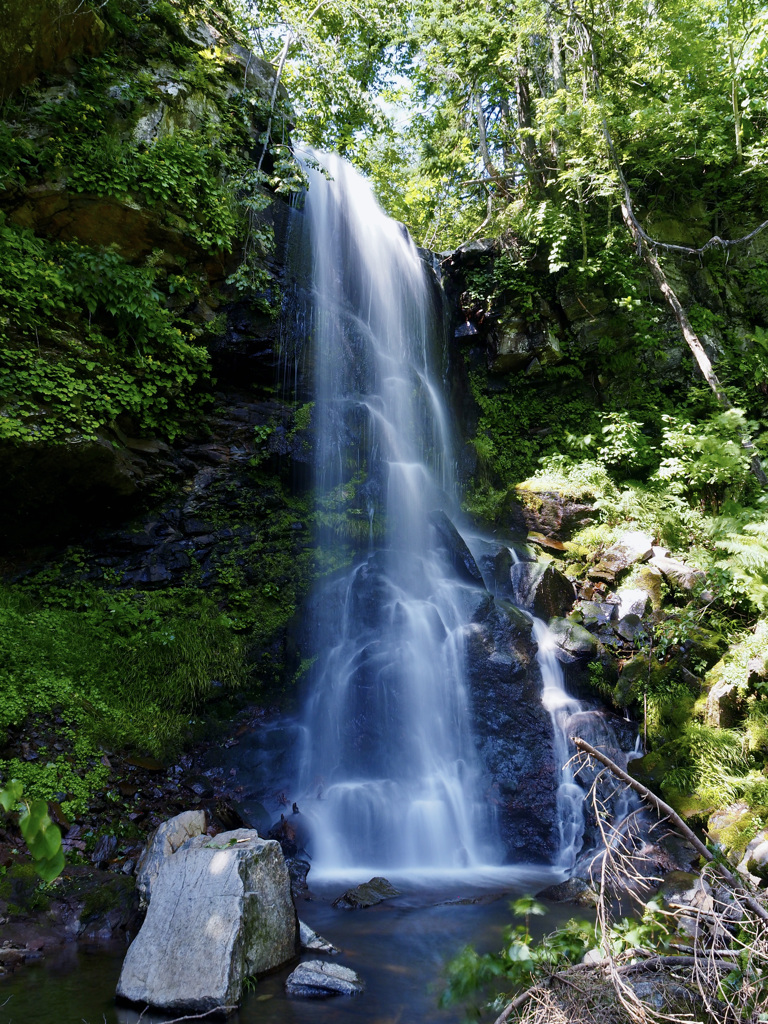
[[117, 829, 298, 1015], [135, 809, 207, 908]]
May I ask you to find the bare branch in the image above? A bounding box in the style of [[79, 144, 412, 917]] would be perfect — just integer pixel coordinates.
[[573, 736, 768, 924]]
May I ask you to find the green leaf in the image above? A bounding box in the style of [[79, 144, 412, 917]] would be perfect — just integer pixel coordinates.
[[35, 850, 65, 883], [0, 780, 23, 811], [19, 798, 50, 843]]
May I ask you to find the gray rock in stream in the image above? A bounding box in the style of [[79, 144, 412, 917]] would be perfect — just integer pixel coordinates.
[[285, 960, 364, 998], [299, 920, 340, 954], [332, 876, 401, 909], [117, 829, 298, 1015]]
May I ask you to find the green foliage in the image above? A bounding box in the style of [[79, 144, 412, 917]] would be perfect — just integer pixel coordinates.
[[244, 0, 408, 156], [596, 412, 654, 477], [657, 409, 755, 509], [711, 509, 768, 613], [0, 222, 210, 442], [0, 782, 64, 882], [0, 581, 246, 768], [442, 897, 669, 1015], [0, 0, 313, 445], [663, 723, 753, 803], [466, 365, 600, 485], [518, 456, 617, 503], [385, 0, 768, 249]]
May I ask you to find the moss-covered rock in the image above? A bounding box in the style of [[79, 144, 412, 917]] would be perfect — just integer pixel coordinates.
[[0, 0, 110, 99], [549, 615, 598, 661], [0, 0, 297, 543], [707, 801, 757, 861]]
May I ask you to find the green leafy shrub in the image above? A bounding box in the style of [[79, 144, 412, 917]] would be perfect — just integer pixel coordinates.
[[656, 409, 755, 510], [0, 583, 246, 768], [663, 723, 753, 804], [0, 222, 210, 442], [441, 897, 668, 1016]]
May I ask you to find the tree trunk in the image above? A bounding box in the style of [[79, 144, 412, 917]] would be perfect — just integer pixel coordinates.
[[473, 92, 509, 196], [514, 63, 546, 188], [620, 203, 768, 486], [620, 205, 731, 408]]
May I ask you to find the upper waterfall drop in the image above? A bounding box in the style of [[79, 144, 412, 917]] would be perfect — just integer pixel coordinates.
[[291, 149, 502, 879]]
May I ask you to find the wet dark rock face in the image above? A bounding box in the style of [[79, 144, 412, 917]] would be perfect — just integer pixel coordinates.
[[428, 510, 484, 584], [464, 597, 559, 863]]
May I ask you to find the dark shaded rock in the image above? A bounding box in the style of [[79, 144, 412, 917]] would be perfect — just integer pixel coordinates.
[[464, 599, 558, 862], [705, 670, 747, 729], [91, 834, 118, 868], [548, 617, 597, 663], [477, 545, 514, 595], [516, 490, 597, 541], [0, 948, 26, 968], [182, 775, 214, 799], [345, 558, 399, 630], [285, 960, 364, 998], [287, 857, 311, 894], [538, 877, 598, 906], [332, 876, 401, 909], [505, 561, 575, 619], [565, 710, 637, 763], [428, 510, 483, 583], [617, 613, 644, 642], [1, 0, 109, 97], [487, 319, 562, 374], [267, 815, 299, 859], [214, 799, 248, 832]]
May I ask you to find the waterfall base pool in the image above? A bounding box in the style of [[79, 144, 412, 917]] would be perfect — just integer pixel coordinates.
[[0, 879, 588, 1024]]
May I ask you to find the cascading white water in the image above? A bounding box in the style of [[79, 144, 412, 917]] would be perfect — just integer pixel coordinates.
[[293, 150, 501, 879], [531, 616, 643, 874], [531, 618, 587, 873]]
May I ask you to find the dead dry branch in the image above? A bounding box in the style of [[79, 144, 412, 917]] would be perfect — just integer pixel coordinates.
[[491, 739, 768, 1024]]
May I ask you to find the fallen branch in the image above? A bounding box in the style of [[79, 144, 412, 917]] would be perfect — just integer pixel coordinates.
[[136, 1007, 238, 1023], [573, 736, 768, 923], [617, 954, 735, 973]]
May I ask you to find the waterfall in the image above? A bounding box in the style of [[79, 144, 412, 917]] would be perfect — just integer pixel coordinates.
[[280, 149, 640, 885], [292, 150, 501, 879]]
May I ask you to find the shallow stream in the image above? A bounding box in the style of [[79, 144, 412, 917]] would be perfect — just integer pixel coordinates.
[[0, 875, 588, 1024]]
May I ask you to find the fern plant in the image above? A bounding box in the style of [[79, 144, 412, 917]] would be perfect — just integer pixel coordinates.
[[715, 517, 768, 613], [664, 723, 753, 803]]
